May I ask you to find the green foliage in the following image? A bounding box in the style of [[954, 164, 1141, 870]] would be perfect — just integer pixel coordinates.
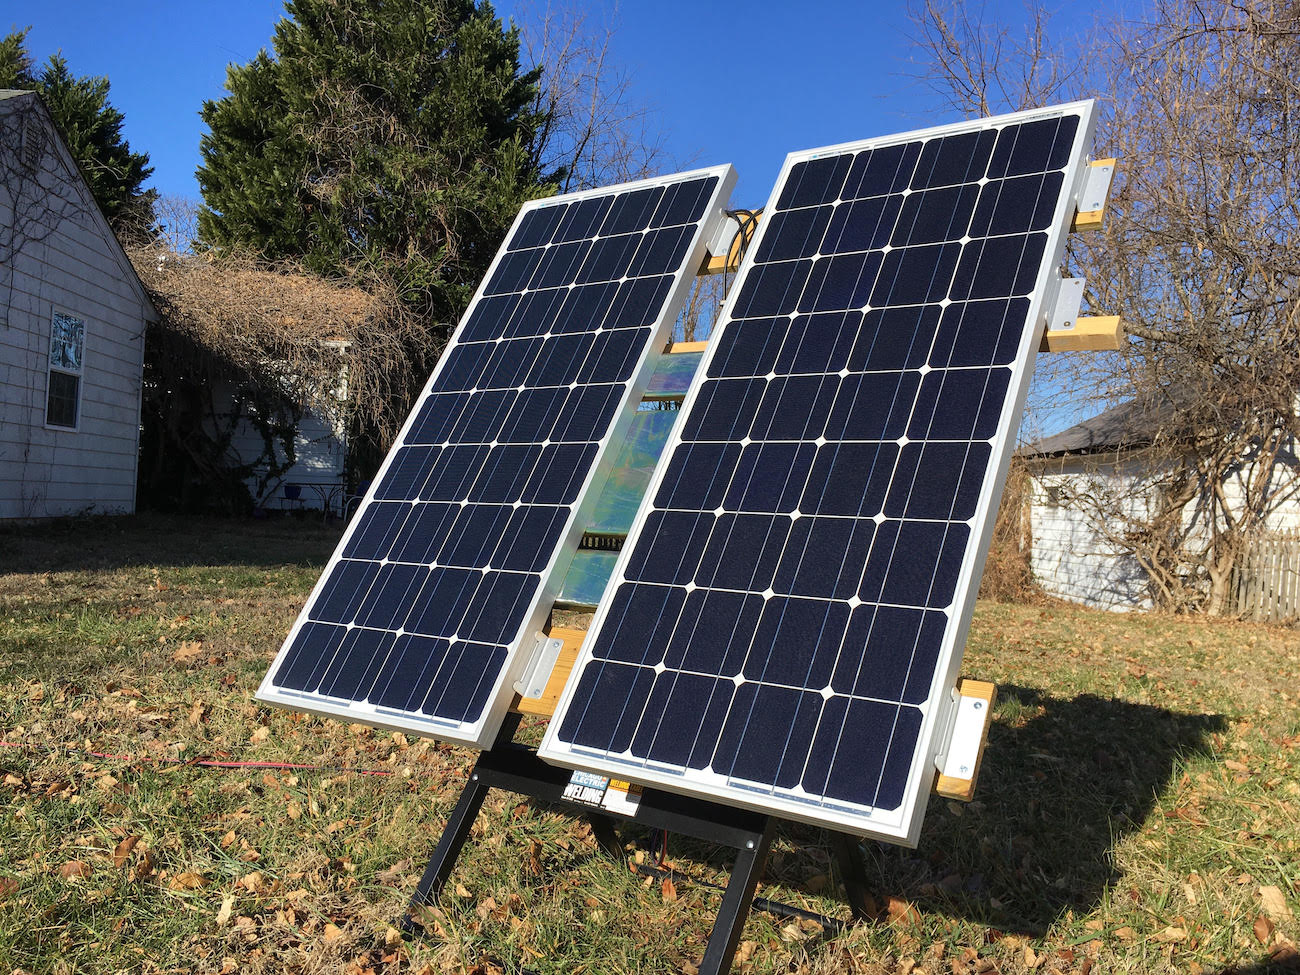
[[0, 28, 155, 235], [0, 26, 35, 88], [197, 0, 554, 327]]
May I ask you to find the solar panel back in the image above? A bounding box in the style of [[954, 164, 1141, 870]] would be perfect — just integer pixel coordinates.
[[258, 166, 736, 748], [540, 104, 1096, 843]]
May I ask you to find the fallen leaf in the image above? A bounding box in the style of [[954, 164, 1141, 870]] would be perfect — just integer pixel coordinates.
[[188, 700, 207, 726], [1261, 885, 1295, 921], [249, 726, 270, 744], [0, 876, 18, 900], [1155, 925, 1187, 943], [132, 848, 155, 881], [1269, 941, 1299, 969], [168, 871, 206, 890], [239, 871, 264, 893], [323, 922, 345, 943], [171, 640, 204, 666], [113, 835, 139, 868], [887, 896, 920, 925], [216, 893, 235, 927], [59, 860, 91, 880], [1255, 915, 1276, 944], [661, 876, 677, 902], [1114, 927, 1136, 943]]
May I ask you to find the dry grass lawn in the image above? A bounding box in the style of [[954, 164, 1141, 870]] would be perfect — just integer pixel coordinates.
[[1, 513, 1297, 974]]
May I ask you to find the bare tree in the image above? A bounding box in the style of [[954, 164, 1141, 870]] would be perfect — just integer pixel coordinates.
[[151, 194, 201, 254], [909, 0, 1300, 614], [516, 2, 677, 190]]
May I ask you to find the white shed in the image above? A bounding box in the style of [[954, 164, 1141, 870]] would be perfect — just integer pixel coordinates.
[[1022, 397, 1300, 610], [0, 90, 157, 519]]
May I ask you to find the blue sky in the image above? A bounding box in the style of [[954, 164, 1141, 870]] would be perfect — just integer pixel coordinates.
[[10, 0, 1097, 209]]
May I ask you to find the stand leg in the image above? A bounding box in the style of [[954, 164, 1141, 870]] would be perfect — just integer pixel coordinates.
[[587, 813, 623, 859], [830, 831, 874, 922], [697, 819, 774, 975], [401, 714, 523, 935], [401, 768, 491, 934]]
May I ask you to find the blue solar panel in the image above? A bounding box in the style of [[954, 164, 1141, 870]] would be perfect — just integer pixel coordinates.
[[541, 104, 1096, 841], [258, 166, 736, 747]]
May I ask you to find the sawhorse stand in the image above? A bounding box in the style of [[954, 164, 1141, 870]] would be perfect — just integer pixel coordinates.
[[400, 713, 876, 975]]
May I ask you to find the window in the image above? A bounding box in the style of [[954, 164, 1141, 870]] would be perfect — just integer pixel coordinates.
[[46, 311, 84, 429], [22, 118, 43, 171]]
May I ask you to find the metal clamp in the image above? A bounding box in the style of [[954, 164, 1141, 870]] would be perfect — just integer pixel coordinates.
[[513, 633, 564, 700]]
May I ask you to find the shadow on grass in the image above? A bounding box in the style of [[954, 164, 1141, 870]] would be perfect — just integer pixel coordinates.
[[843, 684, 1227, 934], [0, 511, 342, 574]]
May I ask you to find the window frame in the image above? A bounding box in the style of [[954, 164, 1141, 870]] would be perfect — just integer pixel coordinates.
[[45, 308, 86, 432]]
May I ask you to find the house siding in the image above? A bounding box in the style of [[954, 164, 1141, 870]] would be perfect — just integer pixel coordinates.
[[1028, 458, 1152, 610], [214, 382, 348, 513], [1028, 445, 1300, 610], [0, 95, 152, 519]]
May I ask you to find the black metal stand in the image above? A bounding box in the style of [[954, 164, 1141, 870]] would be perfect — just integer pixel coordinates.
[[401, 714, 871, 975]]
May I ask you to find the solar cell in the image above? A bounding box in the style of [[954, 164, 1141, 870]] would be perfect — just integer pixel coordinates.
[[258, 166, 737, 748], [541, 104, 1096, 842]]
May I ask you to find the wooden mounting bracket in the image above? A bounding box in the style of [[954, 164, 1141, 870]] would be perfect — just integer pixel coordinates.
[[1070, 157, 1117, 232], [1040, 314, 1125, 352], [934, 679, 997, 801]]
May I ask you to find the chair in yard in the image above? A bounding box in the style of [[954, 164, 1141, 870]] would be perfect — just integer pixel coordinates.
[[342, 480, 371, 520]]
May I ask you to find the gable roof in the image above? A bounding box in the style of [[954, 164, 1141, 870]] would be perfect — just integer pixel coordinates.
[[0, 89, 157, 319], [1021, 395, 1181, 459]]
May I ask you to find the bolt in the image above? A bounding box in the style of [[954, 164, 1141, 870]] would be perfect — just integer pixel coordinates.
[[973, 700, 983, 710], [471, 773, 478, 781], [745, 840, 755, 849]]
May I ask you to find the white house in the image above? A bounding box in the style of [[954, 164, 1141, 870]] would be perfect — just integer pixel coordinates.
[[221, 372, 349, 516], [1022, 397, 1300, 611], [0, 90, 157, 519]]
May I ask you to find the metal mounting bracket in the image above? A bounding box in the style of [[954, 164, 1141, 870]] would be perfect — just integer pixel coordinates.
[[933, 679, 997, 801], [1047, 275, 1086, 334], [513, 633, 564, 701]]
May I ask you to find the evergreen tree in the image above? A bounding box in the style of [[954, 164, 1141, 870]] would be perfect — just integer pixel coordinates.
[[197, 0, 553, 327], [0, 28, 155, 234], [0, 27, 36, 87]]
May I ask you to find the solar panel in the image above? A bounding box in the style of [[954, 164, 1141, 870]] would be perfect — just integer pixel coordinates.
[[540, 104, 1096, 842], [258, 166, 737, 748]]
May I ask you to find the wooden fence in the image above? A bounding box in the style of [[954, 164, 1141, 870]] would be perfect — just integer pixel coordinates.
[[1229, 530, 1300, 623]]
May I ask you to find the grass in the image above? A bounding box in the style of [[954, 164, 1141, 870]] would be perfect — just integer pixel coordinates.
[[1, 513, 1297, 975]]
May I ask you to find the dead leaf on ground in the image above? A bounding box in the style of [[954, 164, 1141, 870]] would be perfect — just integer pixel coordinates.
[[113, 835, 139, 868], [170, 640, 204, 666], [887, 896, 921, 925], [323, 922, 345, 943], [58, 860, 91, 880], [167, 871, 206, 890], [661, 876, 677, 902], [249, 726, 270, 744], [1261, 885, 1295, 921], [239, 871, 264, 893], [0, 876, 18, 899], [1269, 941, 1300, 970], [216, 893, 235, 927], [1256, 915, 1277, 944]]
